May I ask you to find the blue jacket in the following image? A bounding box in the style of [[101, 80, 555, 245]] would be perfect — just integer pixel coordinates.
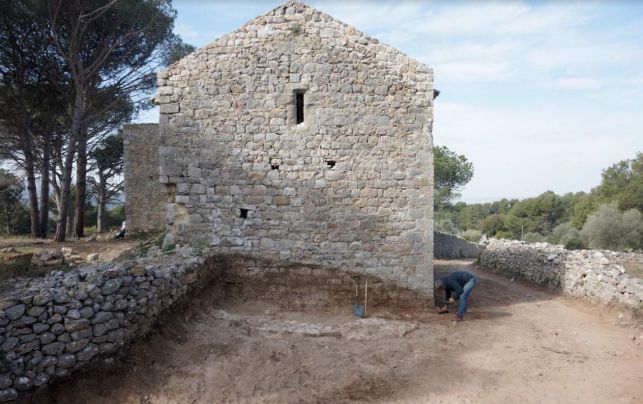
[[441, 271, 475, 304]]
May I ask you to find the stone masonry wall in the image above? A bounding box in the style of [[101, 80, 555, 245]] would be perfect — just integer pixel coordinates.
[[480, 239, 643, 309], [433, 231, 480, 259], [155, 1, 435, 296], [0, 249, 210, 401], [123, 123, 165, 233]]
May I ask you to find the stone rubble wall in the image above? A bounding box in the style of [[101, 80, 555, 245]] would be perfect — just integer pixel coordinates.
[[480, 239, 643, 309], [154, 1, 434, 297], [0, 249, 212, 401], [433, 231, 480, 259], [123, 123, 166, 233]]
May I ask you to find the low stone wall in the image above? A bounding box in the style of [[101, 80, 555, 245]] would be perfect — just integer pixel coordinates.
[[480, 239, 643, 309], [434, 231, 480, 259], [0, 248, 213, 402]]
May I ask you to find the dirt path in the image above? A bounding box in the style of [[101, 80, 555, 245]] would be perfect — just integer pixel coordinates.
[[31, 260, 642, 404]]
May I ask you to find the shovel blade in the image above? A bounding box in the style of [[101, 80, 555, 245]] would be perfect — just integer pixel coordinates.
[[352, 303, 365, 318]]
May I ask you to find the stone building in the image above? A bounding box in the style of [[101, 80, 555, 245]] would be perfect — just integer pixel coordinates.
[[125, 1, 436, 296]]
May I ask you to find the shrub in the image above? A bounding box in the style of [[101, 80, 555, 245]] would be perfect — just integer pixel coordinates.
[[523, 232, 546, 243], [581, 202, 642, 251], [461, 229, 482, 242]]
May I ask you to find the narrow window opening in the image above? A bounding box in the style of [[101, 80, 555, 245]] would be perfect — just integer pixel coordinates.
[[295, 92, 305, 124], [326, 160, 336, 168], [239, 208, 248, 219], [271, 164, 280, 170]]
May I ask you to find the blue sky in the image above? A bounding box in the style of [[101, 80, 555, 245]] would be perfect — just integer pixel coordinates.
[[139, 0, 643, 203]]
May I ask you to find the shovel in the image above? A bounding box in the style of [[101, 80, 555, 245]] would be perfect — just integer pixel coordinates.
[[351, 277, 368, 318]]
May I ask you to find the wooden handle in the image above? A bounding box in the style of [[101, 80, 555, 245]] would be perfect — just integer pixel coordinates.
[[364, 280, 368, 317]]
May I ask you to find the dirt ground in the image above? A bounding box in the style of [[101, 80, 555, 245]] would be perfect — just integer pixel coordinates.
[[29, 260, 643, 404], [0, 237, 138, 264]]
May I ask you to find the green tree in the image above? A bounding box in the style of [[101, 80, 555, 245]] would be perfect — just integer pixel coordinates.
[[89, 133, 123, 232], [0, 169, 25, 234], [581, 202, 642, 251], [593, 152, 643, 212], [434, 145, 474, 208]]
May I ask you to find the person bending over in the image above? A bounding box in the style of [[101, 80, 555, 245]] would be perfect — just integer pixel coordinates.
[[435, 270, 478, 322]]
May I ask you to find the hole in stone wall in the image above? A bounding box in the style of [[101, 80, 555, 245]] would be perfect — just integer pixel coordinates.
[[271, 164, 280, 170], [239, 208, 249, 219], [295, 91, 305, 124], [326, 160, 336, 168]]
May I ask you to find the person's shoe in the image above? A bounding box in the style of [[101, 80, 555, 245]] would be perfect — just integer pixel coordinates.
[[453, 314, 464, 322], [438, 307, 449, 314]]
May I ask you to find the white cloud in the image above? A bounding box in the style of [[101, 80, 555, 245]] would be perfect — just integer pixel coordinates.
[[556, 77, 602, 91]]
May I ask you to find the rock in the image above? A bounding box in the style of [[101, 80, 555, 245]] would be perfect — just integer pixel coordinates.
[[91, 311, 113, 324], [57, 354, 76, 368], [66, 309, 81, 320], [65, 339, 89, 353], [1, 337, 18, 352], [101, 279, 123, 295], [13, 376, 32, 392], [27, 306, 45, 317], [85, 234, 97, 242], [0, 375, 11, 389], [86, 253, 100, 262], [61, 247, 73, 256], [32, 323, 49, 334], [64, 318, 89, 332], [41, 342, 65, 356], [39, 332, 56, 345], [162, 233, 175, 251], [62, 274, 79, 288], [0, 388, 17, 402], [33, 373, 48, 387], [31, 249, 64, 267], [50, 323, 65, 335], [79, 307, 94, 319], [76, 344, 99, 362], [5, 304, 25, 320], [0, 247, 16, 253]]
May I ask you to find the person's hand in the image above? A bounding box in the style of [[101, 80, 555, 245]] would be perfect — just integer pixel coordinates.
[[448, 297, 455, 304]]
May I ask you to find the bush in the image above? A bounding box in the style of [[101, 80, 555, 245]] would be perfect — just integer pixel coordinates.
[[461, 229, 482, 242], [523, 232, 546, 243], [549, 222, 586, 250], [581, 202, 642, 251]]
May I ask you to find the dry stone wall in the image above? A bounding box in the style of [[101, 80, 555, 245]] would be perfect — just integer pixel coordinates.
[[123, 123, 165, 233], [480, 239, 643, 309], [155, 1, 435, 296], [0, 249, 211, 401], [433, 231, 480, 259]]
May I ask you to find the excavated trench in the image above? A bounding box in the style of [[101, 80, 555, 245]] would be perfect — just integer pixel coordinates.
[[28, 258, 643, 404]]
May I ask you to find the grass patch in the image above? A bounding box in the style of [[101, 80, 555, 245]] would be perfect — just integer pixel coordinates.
[[0, 254, 71, 291]]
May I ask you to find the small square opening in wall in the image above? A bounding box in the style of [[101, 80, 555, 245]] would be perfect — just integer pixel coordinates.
[[326, 160, 336, 168], [239, 208, 249, 219], [271, 164, 280, 170]]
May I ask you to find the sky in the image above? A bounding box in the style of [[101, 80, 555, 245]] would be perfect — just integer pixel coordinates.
[[137, 0, 643, 203]]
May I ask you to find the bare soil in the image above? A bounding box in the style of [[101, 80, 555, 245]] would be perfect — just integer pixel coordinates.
[[0, 237, 138, 263], [29, 260, 643, 404]]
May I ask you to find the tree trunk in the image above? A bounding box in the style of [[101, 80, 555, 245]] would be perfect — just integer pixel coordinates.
[[74, 136, 87, 237], [55, 78, 83, 242], [97, 175, 107, 232], [23, 139, 41, 238], [38, 131, 52, 238]]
